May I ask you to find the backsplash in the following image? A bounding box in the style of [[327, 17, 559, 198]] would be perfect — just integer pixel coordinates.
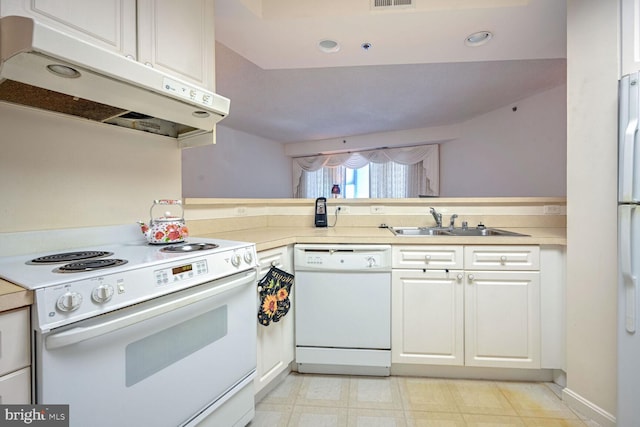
[[183, 197, 567, 235], [0, 103, 182, 233]]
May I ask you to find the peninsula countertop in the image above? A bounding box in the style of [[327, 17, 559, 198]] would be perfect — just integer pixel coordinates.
[[196, 226, 566, 252]]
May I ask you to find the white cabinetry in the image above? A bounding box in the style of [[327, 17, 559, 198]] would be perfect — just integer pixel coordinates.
[[0, 0, 137, 57], [392, 246, 464, 365], [392, 269, 464, 365], [463, 246, 540, 369], [136, 0, 215, 90], [622, 0, 640, 76], [0, 0, 215, 90], [392, 245, 541, 370], [392, 245, 463, 270], [255, 246, 294, 395], [0, 307, 31, 403]]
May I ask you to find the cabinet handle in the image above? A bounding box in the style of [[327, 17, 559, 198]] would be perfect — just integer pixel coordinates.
[[456, 273, 463, 282], [144, 62, 154, 67], [500, 255, 507, 264], [125, 54, 135, 60], [468, 274, 474, 282], [425, 255, 431, 263]]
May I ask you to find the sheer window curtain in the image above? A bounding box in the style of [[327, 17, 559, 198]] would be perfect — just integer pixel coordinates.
[[293, 144, 439, 198]]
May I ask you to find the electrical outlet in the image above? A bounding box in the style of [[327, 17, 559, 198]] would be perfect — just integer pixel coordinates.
[[336, 206, 349, 214], [235, 207, 247, 216], [543, 205, 562, 215], [370, 205, 385, 214]]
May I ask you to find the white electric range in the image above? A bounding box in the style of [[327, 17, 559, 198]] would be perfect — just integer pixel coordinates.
[[0, 227, 258, 427]]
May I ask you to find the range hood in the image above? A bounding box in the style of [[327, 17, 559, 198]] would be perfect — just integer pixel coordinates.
[[0, 16, 230, 147]]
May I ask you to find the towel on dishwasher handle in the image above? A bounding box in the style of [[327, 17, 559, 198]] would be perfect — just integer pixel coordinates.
[[257, 266, 294, 326]]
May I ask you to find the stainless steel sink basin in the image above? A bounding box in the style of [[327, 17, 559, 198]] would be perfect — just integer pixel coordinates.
[[389, 227, 452, 236], [447, 228, 529, 237], [388, 226, 528, 237]]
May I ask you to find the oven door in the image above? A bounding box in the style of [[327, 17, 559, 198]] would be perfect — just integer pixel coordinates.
[[34, 269, 257, 427]]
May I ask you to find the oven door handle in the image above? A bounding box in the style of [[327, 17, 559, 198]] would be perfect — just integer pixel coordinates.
[[45, 269, 257, 350]]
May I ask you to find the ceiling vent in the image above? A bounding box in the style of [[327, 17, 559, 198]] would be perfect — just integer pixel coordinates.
[[371, 0, 414, 10]]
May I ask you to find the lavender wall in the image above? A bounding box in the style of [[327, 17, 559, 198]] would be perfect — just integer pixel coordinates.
[[440, 85, 566, 197], [182, 126, 293, 198], [182, 85, 566, 198]]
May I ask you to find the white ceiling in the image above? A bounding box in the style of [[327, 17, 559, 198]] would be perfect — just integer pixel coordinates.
[[213, 0, 567, 143]]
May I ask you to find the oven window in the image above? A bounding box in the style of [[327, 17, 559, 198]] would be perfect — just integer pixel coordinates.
[[125, 305, 228, 387]]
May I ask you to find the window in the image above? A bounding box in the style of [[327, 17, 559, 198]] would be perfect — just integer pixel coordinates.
[[292, 144, 439, 199], [297, 162, 425, 198]]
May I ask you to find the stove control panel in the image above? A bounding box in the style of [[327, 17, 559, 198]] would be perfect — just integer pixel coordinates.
[[154, 259, 208, 286], [56, 291, 83, 312], [92, 284, 114, 303], [32, 242, 258, 332]]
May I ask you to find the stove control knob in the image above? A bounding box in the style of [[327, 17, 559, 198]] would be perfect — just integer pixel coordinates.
[[92, 284, 114, 303], [231, 253, 241, 267], [243, 250, 253, 264], [57, 291, 83, 312]]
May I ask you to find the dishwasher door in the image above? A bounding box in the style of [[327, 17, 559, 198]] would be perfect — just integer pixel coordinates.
[[295, 270, 391, 349], [294, 244, 392, 375]]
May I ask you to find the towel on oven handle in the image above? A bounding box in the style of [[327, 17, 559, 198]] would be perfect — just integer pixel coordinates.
[[257, 266, 294, 326]]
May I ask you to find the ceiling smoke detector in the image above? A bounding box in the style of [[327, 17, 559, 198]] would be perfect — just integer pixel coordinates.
[[465, 31, 493, 47]]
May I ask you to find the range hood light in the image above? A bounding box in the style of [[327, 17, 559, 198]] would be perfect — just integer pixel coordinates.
[[192, 110, 211, 118], [46, 64, 81, 78]]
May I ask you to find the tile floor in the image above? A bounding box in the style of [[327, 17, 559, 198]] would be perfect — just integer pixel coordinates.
[[249, 373, 600, 427]]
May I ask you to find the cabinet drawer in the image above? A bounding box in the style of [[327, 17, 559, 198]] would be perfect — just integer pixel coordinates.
[[257, 246, 292, 275], [0, 307, 30, 377], [464, 246, 540, 270], [393, 246, 463, 270], [0, 367, 31, 404]]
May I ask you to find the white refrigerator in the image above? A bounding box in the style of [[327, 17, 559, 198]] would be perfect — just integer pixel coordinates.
[[618, 71, 640, 425]]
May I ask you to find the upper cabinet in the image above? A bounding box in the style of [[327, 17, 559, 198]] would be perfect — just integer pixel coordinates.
[[622, 0, 640, 76], [0, 0, 137, 56], [0, 0, 215, 90], [137, 0, 215, 91]]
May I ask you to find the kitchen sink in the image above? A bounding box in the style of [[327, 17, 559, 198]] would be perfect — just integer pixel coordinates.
[[388, 226, 529, 237], [447, 228, 529, 237], [389, 227, 453, 236]]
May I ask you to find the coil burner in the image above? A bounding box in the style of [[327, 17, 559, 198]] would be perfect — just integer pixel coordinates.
[[54, 258, 128, 273], [29, 251, 114, 265], [160, 243, 219, 253]]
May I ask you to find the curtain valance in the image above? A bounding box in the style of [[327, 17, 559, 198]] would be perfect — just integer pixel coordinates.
[[292, 144, 439, 196]]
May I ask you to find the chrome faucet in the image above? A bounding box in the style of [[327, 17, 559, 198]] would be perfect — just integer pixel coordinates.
[[429, 207, 442, 228], [449, 214, 458, 230]]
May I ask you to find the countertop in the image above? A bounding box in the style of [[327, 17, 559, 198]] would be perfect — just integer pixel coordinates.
[[0, 279, 33, 312], [0, 226, 565, 311], [196, 226, 566, 252]]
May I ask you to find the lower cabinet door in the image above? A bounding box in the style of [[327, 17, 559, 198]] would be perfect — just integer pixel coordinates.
[[0, 367, 31, 404], [255, 246, 294, 394], [256, 316, 294, 393], [464, 270, 541, 369], [392, 269, 464, 365]]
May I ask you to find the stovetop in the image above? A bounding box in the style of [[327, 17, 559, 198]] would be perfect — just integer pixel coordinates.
[[0, 237, 252, 290], [0, 233, 258, 332]]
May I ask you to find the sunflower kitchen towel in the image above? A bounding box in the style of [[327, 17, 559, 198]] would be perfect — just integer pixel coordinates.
[[257, 266, 294, 326]]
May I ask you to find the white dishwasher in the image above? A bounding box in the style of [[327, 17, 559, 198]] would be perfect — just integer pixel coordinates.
[[294, 244, 392, 376]]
